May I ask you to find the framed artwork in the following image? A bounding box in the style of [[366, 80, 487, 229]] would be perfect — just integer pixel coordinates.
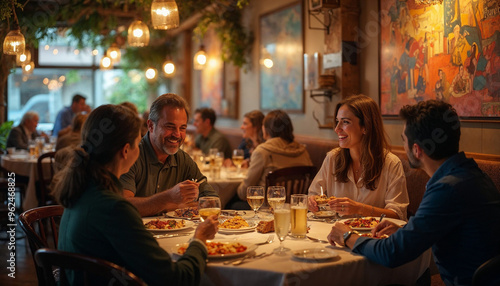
[[310, 0, 322, 10], [304, 53, 320, 90], [379, 0, 500, 121], [260, 2, 304, 113]]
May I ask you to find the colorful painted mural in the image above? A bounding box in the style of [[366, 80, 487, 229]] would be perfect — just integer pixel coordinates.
[[380, 0, 500, 119]]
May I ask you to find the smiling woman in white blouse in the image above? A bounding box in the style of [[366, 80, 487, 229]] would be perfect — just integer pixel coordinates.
[[308, 95, 409, 220]]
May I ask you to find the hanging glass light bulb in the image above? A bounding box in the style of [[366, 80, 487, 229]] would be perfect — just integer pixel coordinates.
[[16, 49, 31, 66], [145, 68, 158, 81], [193, 45, 206, 70], [100, 56, 112, 70], [106, 44, 121, 64], [22, 61, 34, 75], [163, 59, 175, 77], [151, 0, 179, 30], [3, 28, 25, 55], [128, 20, 150, 47]]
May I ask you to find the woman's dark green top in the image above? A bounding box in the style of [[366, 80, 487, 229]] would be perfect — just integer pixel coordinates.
[[58, 178, 207, 286]]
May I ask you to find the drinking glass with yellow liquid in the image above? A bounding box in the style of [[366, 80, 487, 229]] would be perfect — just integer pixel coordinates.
[[267, 186, 286, 211], [273, 204, 291, 255], [247, 186, 264, 219], [198, 197, 221, 222], [290, 194, 308, 238], [232, 149, 244, 174]]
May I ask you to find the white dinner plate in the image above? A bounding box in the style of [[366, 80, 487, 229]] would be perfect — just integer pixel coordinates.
[[165, 211, 200, 220], [218, 222, 257, 234], [313, 211, 337, 218], [143, 218, 195, 232], [292, 248, 338, 261], [173, 241, 257, 259]]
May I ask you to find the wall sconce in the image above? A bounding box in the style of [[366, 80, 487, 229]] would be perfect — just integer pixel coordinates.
[[22, 61, 34, 75], [193, 45, 206, 70], [151, 0, 180, 30], [128, 20, 150, 47], [100, 56, 112, 70], [106, 44, 121, 64], [163, 59, 175, 77], [260, 48, 273, 69], [16, 49, 31, 66], [145, 68, 158, 81]]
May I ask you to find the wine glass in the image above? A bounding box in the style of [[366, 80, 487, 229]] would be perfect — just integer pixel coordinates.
[[267, 186, 286, 211], [232, 149, 244, 174], [246, 186, 264, 219], [273, 204, 291, 255], [198, 197, 221, 222]]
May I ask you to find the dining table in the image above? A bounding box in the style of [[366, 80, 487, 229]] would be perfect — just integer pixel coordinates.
[[1, 153, 53, 210], [150, 215, 432, 286]]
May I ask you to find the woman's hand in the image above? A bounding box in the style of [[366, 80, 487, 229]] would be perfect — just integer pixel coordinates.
[[329, 197, 364, 216], [308, 195, 319, 212]]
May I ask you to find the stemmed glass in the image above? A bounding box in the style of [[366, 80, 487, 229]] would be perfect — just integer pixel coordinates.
[[267, 186, 286, 211], [246, 186, 264, 219], [232, 149, 244, 174], [273, 204, 291, 255], [198, 197, 221, 222]]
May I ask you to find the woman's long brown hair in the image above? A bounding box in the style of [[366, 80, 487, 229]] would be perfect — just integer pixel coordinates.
[[333, 95, 389, 190], [52, 105, 142, 207]]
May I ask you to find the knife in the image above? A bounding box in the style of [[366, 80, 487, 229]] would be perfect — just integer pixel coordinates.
[[153, 233, 190, 239]]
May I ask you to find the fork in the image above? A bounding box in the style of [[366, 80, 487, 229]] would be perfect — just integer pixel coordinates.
[[255, 235, 274, 245]]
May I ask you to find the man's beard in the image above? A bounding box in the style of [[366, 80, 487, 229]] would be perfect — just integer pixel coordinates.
[[407, 149, 422, 169], [162, 136, 184, 155]]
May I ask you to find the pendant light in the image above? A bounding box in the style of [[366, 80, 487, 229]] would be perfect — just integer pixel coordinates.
[[151, 0, 179, 30], [16, 49, 31, 66], [162, 59, 175, 77], [145, 68, 158, 81], [128, 20, 150, 47], [106, 44, 121, 64], [22, 61, 34, 75], [193, 45, 206, 70], [100, 56, 112, 70], [3, 1, 25, 55]]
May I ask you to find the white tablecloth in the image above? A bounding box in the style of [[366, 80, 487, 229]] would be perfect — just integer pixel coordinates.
[[155, 220, 431, 286], [1, 154, 53, 210]]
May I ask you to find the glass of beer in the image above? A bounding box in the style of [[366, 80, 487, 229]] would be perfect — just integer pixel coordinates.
[[290, 194, 308, 238], [198, 197, 221, 222], [273, 204, 290, 255], [267, 186, 286, 211], [247, 186, 264, 219], [232, 149, 244, 174]]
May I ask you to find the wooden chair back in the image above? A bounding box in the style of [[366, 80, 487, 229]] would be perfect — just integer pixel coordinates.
[[19, 205, 64, 285], [37, 151, 56, 206], [35, 248, 145, 286], [265, 166, 317, 203]]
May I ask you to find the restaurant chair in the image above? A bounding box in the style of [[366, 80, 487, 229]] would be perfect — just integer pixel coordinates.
[[35, 248, 146, 286], [472, 254, 500, 286], [19, 205, 64, 286], [265, 166, 317, 203], [37, 151, 56, 206]]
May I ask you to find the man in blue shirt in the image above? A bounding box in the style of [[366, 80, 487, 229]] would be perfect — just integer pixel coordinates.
[[328, 100, 500, 285], [52, 94, 86, 136]]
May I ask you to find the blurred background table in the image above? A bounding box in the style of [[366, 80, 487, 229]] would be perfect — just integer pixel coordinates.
[[204, 167, 246, 209]]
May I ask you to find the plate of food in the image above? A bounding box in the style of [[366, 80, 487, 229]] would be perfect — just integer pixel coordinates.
[[359, 233, 389, 239], [218, 216, 257, 234], [143, 218, 195, 232], [313, 210, 337, 218], [340, 217, 380, 230], [165, 207, 200, 220], [292, 248, 338, 262], [174, 241, 257, 258]]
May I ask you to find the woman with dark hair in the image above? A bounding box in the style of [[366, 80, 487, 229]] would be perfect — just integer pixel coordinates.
[[308, 95, 409, 220], [53, 104, 218, 286], [238, 110, 265, 165], [236, 109, 313, 201]]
